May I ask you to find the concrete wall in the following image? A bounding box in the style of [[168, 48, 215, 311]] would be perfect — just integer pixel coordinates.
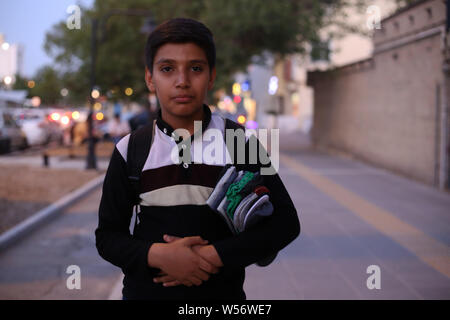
[[308, 0, 446, 186]]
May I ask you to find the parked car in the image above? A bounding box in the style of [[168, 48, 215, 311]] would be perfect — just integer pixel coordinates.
[[0, 109, 28, 154], [13, 109, 52, 146]]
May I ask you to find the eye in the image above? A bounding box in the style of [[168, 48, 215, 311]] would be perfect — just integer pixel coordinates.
[[160, 66, 173, 73], [192, 66, 203, 72]]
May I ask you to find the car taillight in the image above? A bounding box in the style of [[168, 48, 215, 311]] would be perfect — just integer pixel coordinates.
[[61, 116, 70, 125], [50, 113, 60, 121]]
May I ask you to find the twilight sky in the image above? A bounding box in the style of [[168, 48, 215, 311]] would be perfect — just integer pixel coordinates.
[[0, 0, 94, 77]]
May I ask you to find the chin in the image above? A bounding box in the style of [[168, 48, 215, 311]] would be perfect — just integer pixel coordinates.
[[169, 102, 203, 117]]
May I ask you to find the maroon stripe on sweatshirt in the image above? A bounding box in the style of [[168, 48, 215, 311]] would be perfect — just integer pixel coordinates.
[[140, 163, 225, 194]]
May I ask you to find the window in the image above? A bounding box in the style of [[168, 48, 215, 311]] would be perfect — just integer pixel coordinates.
[[394, 21, 400, 31], [310, 40, 330, 62]]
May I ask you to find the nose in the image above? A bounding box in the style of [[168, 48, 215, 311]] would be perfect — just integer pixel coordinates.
[[175, 70, 190, 89]]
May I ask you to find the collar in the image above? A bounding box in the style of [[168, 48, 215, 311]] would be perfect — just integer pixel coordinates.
[[156, 104, 212, 142]]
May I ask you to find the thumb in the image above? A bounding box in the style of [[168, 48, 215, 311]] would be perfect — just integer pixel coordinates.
[[163, 234, 181, 243], [182, 236, 209, 246]]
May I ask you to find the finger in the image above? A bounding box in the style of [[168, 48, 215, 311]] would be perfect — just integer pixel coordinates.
[[182, 280, 193, 287], [188, 276, 203, 286], [162, 280, 181, 287], [194, 269, 210, 282], [153, 275, 176, 284], [163, 234, 181, 243], [182, 236, 208, 246], [198, 257, 219, 274]]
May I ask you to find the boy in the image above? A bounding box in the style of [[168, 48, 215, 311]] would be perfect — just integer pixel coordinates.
[[95, 18, 300, 300]]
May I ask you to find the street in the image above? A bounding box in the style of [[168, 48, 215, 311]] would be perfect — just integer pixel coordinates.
[[0, 131, 449, 299]]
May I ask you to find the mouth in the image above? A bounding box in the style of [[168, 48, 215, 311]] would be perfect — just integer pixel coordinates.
[[172, 95, 194, 103]]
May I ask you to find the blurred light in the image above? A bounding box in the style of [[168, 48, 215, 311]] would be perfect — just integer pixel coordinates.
[[224, 96, 232, 104], [51, 112, 60, 121], [223, 96, 236, 113], [91, 89, 100, 99], [61, 115, 70, 125], [31, 96, 41, 107], [243, 98, 256, 121], [3, 76, 12, 85], [94, 102, 102, 111], [241, 81, 250, 92], [232, 83, 241, 96], [233, 95, 242, 104], [1, 42, 10, 50], [237, 115, 246, 124], [246, 120, 258, 129], [27, 80, 35, 88], [72, 111, 80, 120], [95, 112, 104, 121], [60, 88, 69, 97], [125, 87, 133, 96], [268, 76, 278, 95]]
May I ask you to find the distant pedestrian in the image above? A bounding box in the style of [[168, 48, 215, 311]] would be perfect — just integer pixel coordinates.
[[108, 113, 130, 144]]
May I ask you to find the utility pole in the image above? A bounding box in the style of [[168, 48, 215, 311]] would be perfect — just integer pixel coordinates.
[[86, 10, 155, 170], [86, 18, 98, 170]]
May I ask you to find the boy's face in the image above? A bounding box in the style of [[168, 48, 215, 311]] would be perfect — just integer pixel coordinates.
[[145, 42, 216, 120]]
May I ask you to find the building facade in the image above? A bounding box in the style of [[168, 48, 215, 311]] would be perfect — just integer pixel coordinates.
[[307, 0, 449, 188], [0, 34, 23, 87]]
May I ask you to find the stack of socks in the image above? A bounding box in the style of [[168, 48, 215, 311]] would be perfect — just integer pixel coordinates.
[[206, 165, 277, 266]]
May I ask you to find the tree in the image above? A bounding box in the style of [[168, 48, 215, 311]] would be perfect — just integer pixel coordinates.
[[31, 66, 64, 106], [44, 0, 369, 105], [11, 66, 64, 106]]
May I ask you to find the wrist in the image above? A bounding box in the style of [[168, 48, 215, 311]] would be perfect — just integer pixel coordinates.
[[147, 243, 165, 268]]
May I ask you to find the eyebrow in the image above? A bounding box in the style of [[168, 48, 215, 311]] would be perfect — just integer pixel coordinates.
[[155, 58, 208, 65]]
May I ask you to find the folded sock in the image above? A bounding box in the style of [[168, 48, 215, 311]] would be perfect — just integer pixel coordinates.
[[217, 196, 236, 234], [226, 171, 255, 219], [233, 192, 259, 232], [238, 172, 264, 196], [243, 194, 273, 229], [206, 166, 237, 210]]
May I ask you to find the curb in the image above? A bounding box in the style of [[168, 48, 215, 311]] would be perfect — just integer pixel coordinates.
[[0, 173, 106, 252]]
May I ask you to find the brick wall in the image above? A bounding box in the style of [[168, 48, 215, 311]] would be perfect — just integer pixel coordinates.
[[308, 0, 446, 186]]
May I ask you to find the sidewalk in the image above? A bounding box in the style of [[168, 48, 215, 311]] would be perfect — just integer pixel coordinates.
[[243, 130, 450, 299], [0, 186, 122, 299]]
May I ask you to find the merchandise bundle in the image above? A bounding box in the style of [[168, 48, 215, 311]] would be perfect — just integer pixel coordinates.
[[206, 165, 277, 266]]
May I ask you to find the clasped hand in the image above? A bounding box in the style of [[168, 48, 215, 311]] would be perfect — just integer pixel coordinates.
[[149, 234, 223, 287]]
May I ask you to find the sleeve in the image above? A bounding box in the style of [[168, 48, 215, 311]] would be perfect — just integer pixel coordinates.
[[211, 135, 301, 268], [95, 147, 154, 274]]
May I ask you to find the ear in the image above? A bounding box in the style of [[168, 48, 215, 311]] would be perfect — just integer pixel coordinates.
[[207, 66, 216, 91], [145, 67, 155, 93]]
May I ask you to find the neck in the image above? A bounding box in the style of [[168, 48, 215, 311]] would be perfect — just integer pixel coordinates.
[[161, 106, 204, 135]]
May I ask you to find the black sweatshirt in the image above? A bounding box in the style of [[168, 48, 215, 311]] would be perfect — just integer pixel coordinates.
[[95, 105, 300, 300]]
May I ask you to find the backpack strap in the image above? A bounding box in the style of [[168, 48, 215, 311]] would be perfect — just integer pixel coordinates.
[[127, 119, 155, 205], [224, 118, 245, 166]]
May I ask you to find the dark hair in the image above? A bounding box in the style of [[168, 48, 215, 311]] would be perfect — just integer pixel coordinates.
[[145, 18, 216, 73]]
